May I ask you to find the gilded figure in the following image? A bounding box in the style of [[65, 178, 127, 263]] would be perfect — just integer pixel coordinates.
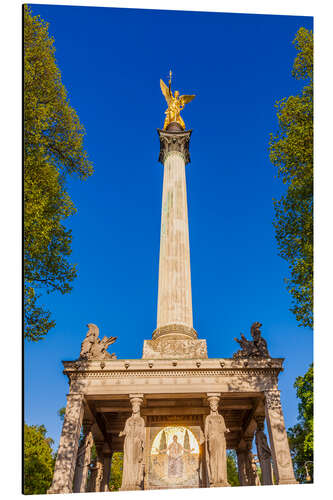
[[160, 71, 195, 130]]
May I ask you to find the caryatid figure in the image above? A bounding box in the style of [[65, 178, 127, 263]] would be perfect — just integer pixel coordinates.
[[119, 396, 145, 491], [204, 395, 230, 487], [255, 418, 273, 485]]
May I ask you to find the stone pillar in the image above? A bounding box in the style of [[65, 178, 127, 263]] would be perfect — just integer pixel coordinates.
[[254, 415, 273, 485], [236, 449, 248, 486], [244, 436, 257, 486], [47, 393, 84, 494], [87, 464, 97, 492], [154, 125, 197, 341], [73, 419, 94, 492], [264, 389, 298, 485], [94, 441, 105, 492], [101, 452, 113, 492]]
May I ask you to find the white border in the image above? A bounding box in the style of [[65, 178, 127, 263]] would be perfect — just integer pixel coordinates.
[[2, 0, 331, 499]]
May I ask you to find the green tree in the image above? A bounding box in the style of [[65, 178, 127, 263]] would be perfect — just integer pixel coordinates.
[[24, 423, 55, 494], [24, 5, 93, 341], [287, 363, 313, 483], [57, 406, 66, 421], [227, 450, 240, 486], [269, 27, 313, 328], [109, 452, 123, 491]]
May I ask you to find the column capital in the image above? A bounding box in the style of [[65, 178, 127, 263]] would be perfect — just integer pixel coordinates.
[[82, 418, 94, 434], [264, 389, 282, 410], [157, 128, 192, 165], [254, 415, 265, 430], [129, 394, 144, 414], [206, 392, 221, 398], [206, 393, 221, 413], [244, 436, 254, 450], [129, 393, 144, 400]]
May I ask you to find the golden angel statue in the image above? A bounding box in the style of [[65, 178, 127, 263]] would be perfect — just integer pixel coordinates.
[[160, 71, 195, 130]]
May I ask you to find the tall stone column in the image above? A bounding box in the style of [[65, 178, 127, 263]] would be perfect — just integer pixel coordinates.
[[244, 436, 258, 486], [254, 415, 273, 485], [101, 451, 113, 492], [154, 124, 197, 341], [236, 449, 248, 486], [264, 390, 298, 485], [47, 393, 84, 494], [73, 419, 94, 492], [94, 441, 105, 492]]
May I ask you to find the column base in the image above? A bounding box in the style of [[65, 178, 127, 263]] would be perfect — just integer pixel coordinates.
[[47, 486, 72, 494], [210, 481, 230, 488], [277, 479, 299, 485], [120, 485, 142, 491]]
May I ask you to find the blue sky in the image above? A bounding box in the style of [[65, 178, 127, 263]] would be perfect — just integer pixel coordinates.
[[25, 4, 313, 449]]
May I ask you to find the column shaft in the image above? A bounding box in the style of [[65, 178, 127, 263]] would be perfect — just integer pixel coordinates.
[[157, 151, 193, 329], [101, 453, 112, 492], [254, 416, 273, 486], [73, 424, 93, 492], [236, 449, 248, 486], [48, 393, 84, 494], [94, 441, 105, 492], [265, 390, 298, 485]]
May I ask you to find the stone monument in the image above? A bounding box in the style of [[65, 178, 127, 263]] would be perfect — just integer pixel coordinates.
[[47, 73, 298, 494]]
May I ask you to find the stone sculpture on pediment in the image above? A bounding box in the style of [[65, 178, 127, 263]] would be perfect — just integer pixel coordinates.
[[233, 322, 270, 359], [79, 323, 117, 361]]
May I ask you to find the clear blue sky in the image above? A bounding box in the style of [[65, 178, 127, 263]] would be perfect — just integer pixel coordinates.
[[25, 4, 313, 449]]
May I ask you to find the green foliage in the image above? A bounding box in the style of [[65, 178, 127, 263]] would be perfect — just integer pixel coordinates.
[[269, 27, 313, 328], [109, 452, 123, 491], [24, 5, 93, 341], [24, 423, 55, 494], [287, 363, 313, 482], [57, 406, 66, 421], [227, 450, 240, 486]]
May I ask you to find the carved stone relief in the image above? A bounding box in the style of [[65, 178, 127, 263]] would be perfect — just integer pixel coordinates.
[[142, 338, 208, 359]]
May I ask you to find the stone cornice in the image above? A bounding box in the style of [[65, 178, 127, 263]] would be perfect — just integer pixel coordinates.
[[63, 365, 283, 383], [63, 357, 284, 372]]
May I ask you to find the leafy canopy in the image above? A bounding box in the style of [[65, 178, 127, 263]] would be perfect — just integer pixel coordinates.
[[269, 27, 313, 328], [24, 423, 55, 494], [227, 450, 240, 486], [287, 363, 313, 482], [109, 452, 124, 491], [24, 5, 93, 341]]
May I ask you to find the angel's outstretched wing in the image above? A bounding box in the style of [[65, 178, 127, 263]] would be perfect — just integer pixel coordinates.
[[179, 94, 195, 106], [160, 79, 172, 105]]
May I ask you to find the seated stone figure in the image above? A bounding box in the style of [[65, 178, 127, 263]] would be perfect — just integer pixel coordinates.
[[233, 322, 270, 359], [79, 323, 117, 361]]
